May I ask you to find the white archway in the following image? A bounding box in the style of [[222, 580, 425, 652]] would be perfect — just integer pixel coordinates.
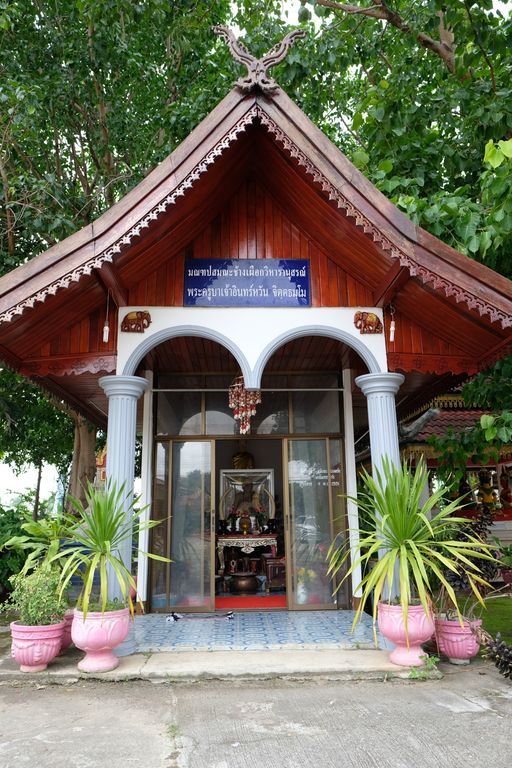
[[251, 325, 381, 388], [122, 324, 251, 383], [118, 307, 386, 384]]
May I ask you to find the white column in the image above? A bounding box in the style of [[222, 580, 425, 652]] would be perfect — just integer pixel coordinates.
[[99, 375, 149, 601], [355, 372, 404, 475], [137, 370, 154, 606], [342, 369, 362, 602], [355, 371, 404, 600]]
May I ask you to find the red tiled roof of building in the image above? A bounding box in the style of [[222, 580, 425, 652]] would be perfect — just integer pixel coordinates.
[[402, 408, 486, 443]]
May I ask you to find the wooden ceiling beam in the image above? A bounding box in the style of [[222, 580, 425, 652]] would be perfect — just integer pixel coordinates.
[[396, 373, 467, 421], [20, 352, 116, 378], [0, 343, 22, 371], [31, 376, 107, 429], [95, 263, 128, 307], [373, 261, 410, 307], [478, 334, 512, 370]]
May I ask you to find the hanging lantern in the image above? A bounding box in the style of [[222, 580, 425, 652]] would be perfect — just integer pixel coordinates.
[[228, 375, 261, 435]]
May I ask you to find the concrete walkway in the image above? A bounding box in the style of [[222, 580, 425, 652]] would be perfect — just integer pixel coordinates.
[[1, 610, 415, 683], [0, 622, 433, 684], [0, 662, 509, 768], [0, 646, 417, 683]]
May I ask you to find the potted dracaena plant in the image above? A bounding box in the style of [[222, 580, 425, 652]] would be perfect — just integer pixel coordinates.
[[327, 457, 497, 667], [2, 565, 66, 672], [54, 480, 168, 673]]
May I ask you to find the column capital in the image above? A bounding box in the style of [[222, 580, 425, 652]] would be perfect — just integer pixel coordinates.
[[99, 374, 149, 400], [355, 372, 404, 398]]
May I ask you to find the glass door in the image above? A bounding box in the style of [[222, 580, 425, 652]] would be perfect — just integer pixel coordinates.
[[150, 440, 215, 611], [284, 438, 345, 610]]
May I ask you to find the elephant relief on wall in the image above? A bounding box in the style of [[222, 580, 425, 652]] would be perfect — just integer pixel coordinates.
[[121, 310, 152, 333], [353, 311, 383, 334]]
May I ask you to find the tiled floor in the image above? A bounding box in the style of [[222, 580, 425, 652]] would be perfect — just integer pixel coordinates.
[[134, 610, 384, 652]]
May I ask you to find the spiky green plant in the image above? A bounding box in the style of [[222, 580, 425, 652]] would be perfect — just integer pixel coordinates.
[[327, 457, 497, 634], [55, 480, 168, 618], [2, 512, 68, 575]]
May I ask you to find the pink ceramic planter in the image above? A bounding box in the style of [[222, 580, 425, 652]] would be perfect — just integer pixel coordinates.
[[378, 602, 435, 667], [60, 609, 75, 653], [72, 608, 130, 672], [435, 617, 482, 664], [10, 620, 65, 672]]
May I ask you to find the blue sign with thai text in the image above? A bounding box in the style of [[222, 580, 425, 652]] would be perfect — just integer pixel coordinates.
[[184, 259, 310, 307]]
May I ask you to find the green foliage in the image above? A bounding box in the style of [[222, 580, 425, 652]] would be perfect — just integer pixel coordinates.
[[430, 411, 512, 486], [0, 368, 73, 477], [0, 0, 245, 269], [481, 595, 512, 644], [327, 458, 497, 632], [463, 358, 512, 411], [284, 2, 512, 277], [0, 1, 285, 476], [429, 352, 512, 486], [3, 566, 66, 626], [0, 493, 58, 599], [0, 503, 26, 598], [434, 357, 512, 479], [408, 654, 440, 680], [55, 480, 168, 617], [1, 508, 68, 576], [494, 538, 512, 570]]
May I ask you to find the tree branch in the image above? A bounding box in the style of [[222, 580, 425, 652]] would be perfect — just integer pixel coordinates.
[[316, 1, 386, 20], [463, 0, 496, 94], [87, 23, 116, 207], [316, 0, 456, 74], [0, 151, 15, 257]]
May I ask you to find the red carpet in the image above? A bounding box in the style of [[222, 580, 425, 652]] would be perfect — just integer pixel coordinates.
[[215, 595, 287, 609]]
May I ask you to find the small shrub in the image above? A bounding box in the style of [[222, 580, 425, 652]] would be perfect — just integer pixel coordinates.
[[0, 505, 27, 600], [483, 633, 512, 679], [3, 566, 66, 626]]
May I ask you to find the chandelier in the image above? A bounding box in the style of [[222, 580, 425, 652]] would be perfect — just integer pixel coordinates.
[[228, 374, 261, 435]]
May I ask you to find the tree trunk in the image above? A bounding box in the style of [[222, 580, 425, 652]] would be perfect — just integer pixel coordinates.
[[33, 461, 42, 521], [67, 414, 97, 509]]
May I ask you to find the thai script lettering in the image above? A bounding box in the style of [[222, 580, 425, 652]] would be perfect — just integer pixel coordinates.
[[186, 265, 307, 279], [183, 258, 310, 308]]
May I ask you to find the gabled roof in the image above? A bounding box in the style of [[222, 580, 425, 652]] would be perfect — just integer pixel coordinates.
[[402, 408, 485, 442], [0, 82, 511, 424], [1, 86, 511, 335]]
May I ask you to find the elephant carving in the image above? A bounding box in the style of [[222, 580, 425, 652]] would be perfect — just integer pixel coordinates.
[[121, 310, 152, 333], [354, 311, 383, 334]]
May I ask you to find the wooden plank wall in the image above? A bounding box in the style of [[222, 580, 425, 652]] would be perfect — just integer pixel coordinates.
[[29, 179, 468, 364], [127, 179, 374, 308]]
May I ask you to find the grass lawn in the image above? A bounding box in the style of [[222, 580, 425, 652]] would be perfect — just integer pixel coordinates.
[[481, 595, 512, 643]]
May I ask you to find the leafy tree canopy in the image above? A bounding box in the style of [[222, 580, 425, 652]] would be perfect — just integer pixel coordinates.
[[288, 1, 512, 275], [0, 368, 73, 475]]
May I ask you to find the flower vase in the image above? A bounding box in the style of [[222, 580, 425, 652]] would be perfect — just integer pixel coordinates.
[[296, 583, 308, 605]]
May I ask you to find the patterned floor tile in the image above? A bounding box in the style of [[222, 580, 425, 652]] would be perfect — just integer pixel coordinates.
[[134, 610, 384, 652]]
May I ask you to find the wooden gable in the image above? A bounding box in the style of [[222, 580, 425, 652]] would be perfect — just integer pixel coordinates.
[[0, 85, 512, 427]]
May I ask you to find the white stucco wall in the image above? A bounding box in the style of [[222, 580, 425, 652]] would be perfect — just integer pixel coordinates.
[[116, 307, 388, 384]]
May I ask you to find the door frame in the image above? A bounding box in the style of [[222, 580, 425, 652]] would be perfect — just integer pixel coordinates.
[[283, 436, 338, 611], [150, 438, 216, 613]]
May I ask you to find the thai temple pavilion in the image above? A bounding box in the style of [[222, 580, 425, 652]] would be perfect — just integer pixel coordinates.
[[1, 28, 512, 614]]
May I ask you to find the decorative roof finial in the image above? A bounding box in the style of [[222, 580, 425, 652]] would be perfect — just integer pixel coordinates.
[[213, 26, 306, 94]]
